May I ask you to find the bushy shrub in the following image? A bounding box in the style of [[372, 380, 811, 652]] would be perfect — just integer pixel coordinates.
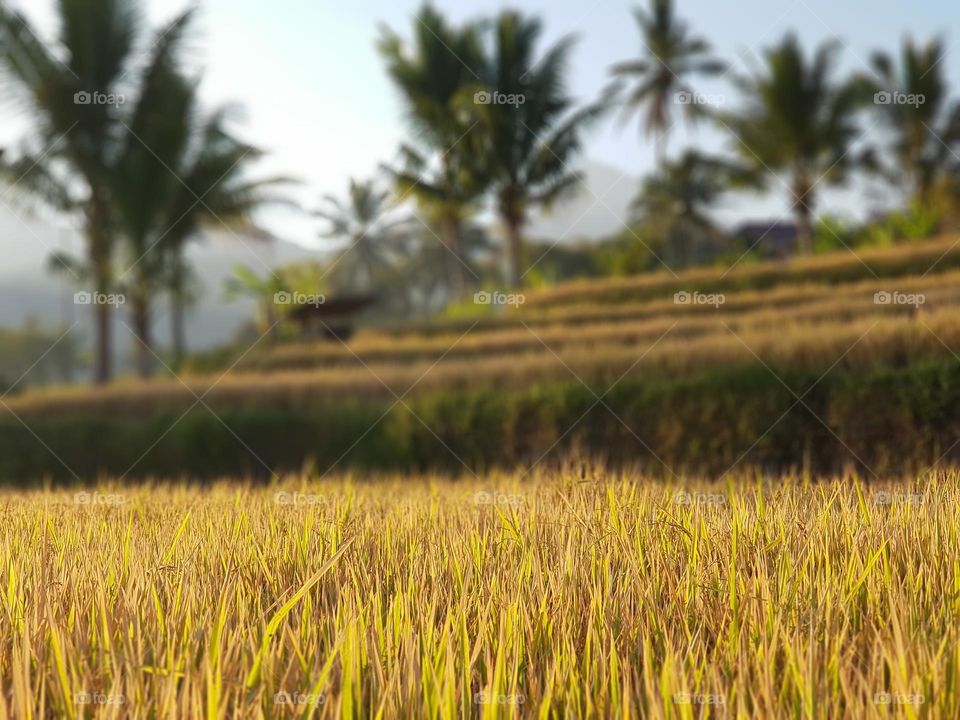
[[4, 360, 960, 483]]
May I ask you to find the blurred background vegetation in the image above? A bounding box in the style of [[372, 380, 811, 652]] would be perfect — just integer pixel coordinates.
[[0, 0, 959, 480]]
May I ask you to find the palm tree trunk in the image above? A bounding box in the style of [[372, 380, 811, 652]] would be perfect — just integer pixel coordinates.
[[655, 125, 667, 169], [88, 194, 112, 385], [168, 246, 188, 369], [505, 215, 525, 289], [793, 174, 814, 255], [265, 301, 279, 344], [440, 214, 466, 298], [795, 205, 813, 255], [171, 293, 186, 369], [917, 174, 932, 211], [132, 281, 152, 379], [92, 296, 111, 384]]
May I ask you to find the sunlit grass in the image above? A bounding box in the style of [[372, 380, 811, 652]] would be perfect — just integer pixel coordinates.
[[0, 467, 955, 717], [7, 304, 960, 421], [237, 270, 960, 373], [8, 239, 960, 421], [522, 234, 960, 309]]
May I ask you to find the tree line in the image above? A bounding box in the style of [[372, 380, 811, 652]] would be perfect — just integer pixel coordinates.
[[0, 2, 287, 383], [2, 0, 959, 385], [317, 0, 958, 303]]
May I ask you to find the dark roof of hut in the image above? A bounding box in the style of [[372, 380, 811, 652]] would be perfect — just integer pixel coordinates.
[[286, 294, 376, 322]]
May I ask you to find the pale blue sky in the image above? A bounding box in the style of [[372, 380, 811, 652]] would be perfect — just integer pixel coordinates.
[[6, 0, 959, 246]]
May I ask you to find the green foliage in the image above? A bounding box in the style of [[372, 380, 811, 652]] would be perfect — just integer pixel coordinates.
[[631, 151, 750, 267], [0, 322, 84, 391], [593, 232, 657, 276], [813, 214, 863, 253], [864, 203, 941, 246], [223, 262, 313, 339], [4, 359, 960, 481]]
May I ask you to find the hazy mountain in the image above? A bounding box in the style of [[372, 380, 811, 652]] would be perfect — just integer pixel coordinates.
[[524, 161, 640, 242], [0, 209, 317, 371]]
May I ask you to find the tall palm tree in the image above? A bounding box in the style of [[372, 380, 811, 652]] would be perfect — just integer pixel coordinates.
[[632, 150, 753, 267], [150, 108, 291, 370], [0, 0, 192, 384], [111, 39, 194, 378], [476, 11, 604, 288], [728, 34, 866, 255], [378, 6, 487, 298], [610, 0, 725, 163], [869, 37, 960, 208], [315, 179, 413, 293]]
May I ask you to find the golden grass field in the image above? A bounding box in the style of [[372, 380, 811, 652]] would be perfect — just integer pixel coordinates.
[[1, 466, 956, 718], [520, 236, 960, 309]]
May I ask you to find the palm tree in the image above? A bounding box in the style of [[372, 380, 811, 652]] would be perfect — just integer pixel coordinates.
[[869, 37, 960, 208], [475, 11, 604, 288], [113, 88, 292, 374], [150, 109, 291, 370], [397, 216, 494, 313], [0, 1, 193, 384], [609, 0, 725, 163], [378, 6, 487, 298], [728, 34, 866, 255], [315, 179, 413, 293], [632, 150, 753, 267], [111, 42, 194, 378], [224, 264, 289, 344]]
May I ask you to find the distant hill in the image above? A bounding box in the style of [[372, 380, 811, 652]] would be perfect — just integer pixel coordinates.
[[524, 161, 640, 243]]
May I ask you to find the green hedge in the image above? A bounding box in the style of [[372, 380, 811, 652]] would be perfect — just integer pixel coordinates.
[[3, 361, 959, 483]]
